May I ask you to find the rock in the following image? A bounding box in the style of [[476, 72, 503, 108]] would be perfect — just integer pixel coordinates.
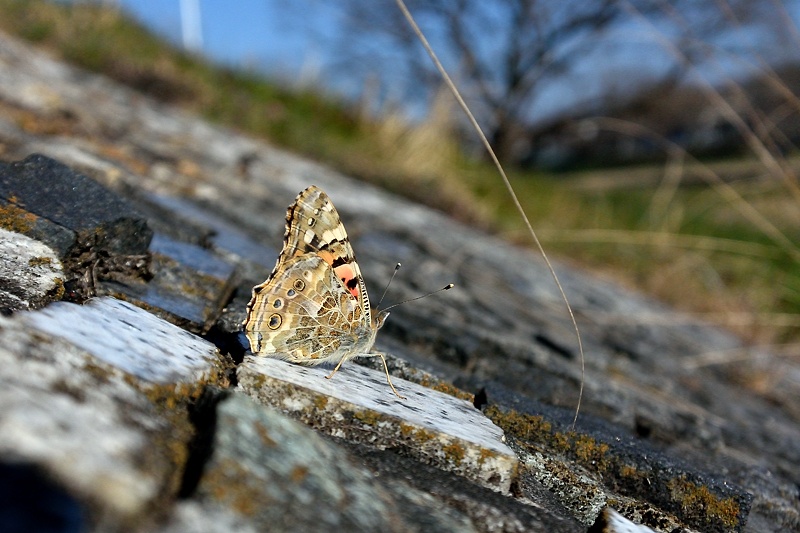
[[188, 392, 476, 533], [0, 462, 85, 533], [101, 233, 238, 334], [0, 300, 221, 528], [18, 297, 222, 383], [159, 501, 259, 533], [0, 154, 153, 300], [590, 507, 661, 533], [0, 152, 239, 332], [237, 355, 518, 493], [485, 399, 752, 531], [139, 192, 277, 269], [0, 26, 798, 532], [0, 228, 64, 311], [0, 154, 152, 258], [345, 442, 585, 532]]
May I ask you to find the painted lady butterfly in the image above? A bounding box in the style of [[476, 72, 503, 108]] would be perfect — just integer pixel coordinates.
[[243, 186, 405, 398]]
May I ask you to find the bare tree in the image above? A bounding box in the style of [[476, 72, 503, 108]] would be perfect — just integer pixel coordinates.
[[333, 0, 769, 166], [335, 0, 637, 163]]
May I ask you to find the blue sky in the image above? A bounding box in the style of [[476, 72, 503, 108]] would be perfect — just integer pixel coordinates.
[[118, 1, 332, 81], [114, 1, 800, 124], [115, 0, 652, 121]]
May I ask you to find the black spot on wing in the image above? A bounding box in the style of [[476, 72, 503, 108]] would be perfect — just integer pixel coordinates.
[[331, 254, 350, 267], [317, 236, 348, 251]]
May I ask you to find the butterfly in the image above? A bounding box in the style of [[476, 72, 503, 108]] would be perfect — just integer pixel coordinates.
[[242, 185, 405, 398]]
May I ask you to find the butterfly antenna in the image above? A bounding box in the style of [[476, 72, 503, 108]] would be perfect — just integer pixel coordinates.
[[382, 283, 454, 312], [376, 263, 402, 309]]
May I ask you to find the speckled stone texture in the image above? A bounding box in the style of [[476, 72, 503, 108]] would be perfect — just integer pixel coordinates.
[[0, 27, 797, 532]]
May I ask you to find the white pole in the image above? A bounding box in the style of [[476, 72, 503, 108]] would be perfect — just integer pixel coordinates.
[[179, 0, 203, 52]]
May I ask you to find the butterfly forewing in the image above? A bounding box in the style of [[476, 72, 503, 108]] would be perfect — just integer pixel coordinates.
[[282, 187, 372, 314]]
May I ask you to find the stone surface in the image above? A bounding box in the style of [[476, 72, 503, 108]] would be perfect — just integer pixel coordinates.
[[0, 309, 204, 529], [238, 355, 518, 493], [0, 227, 64, 311], [345, 441, 585, 533], [0, 154, 239, 332], [19, 297, 221, 383], [591, 508, 661, 533], [159, 501, 259, 533], [0, 154, 152, 258], [140, 192, 277, 269], [190, 392, 476, 533], [0, 462, 85, 533], [0, 26, 798, 532], [101, 233, 238, 334], [485, 393, 753, 532], [0, 154, 153, 301]]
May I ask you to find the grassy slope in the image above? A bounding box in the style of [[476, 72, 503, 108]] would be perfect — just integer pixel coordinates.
[[1, 0, 797, 352]]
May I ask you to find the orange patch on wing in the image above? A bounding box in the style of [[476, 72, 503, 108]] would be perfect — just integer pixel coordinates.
[[317, 250, 335, 266], [333, 263, 359, 299]]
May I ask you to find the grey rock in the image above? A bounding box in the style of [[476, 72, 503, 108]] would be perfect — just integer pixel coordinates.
[[345, 441, 585, 532], [0, 157, 239, 332], [158, 501, 259, 533], [592, 508, 662, 533], [19, 297, 221, 383], [0, 154, 152, 258], [0, 308, 203, 530], [238, 355, 518, 493], [0, 461, 85, 533], [0, 154, 153, 300], [139, 192, 278, 269], [191, 392, 475, 533], [101, 233, 238, 334], [0, 228, 64, 310], [0, 27, 798, 532], [483, 390, 753, 532]]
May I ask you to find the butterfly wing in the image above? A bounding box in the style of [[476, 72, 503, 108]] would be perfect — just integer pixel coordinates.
[[242, 186, 403, 397], [243, 253, 376, 363], [253, 186, 373, 319], [284, 186, 372, 312]]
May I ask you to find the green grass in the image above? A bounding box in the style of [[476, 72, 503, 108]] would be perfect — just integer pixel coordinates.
[[1, 0, 798, 352]]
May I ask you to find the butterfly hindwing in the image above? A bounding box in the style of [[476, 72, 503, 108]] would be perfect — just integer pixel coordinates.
[[243, 253, 369, 362]]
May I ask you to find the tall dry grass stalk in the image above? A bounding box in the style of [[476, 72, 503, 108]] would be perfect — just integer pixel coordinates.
[[394, 0, 586, 428]]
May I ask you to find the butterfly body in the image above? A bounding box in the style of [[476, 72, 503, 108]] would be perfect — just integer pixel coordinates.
[[243, 186, 401, 397]]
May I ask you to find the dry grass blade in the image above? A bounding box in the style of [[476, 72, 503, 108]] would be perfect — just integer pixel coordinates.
[[533, 228, 782, 258], [619, 0, 800, 262], [394, 0, 585, 429], [596, 117, 800, 262]]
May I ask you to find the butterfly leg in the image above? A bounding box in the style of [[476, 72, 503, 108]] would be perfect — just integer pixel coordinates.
[[325, 356, 347, 381], [359, 352, 406, 399], [325, 352, 406, 399], [375, 353, 406, 399]]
